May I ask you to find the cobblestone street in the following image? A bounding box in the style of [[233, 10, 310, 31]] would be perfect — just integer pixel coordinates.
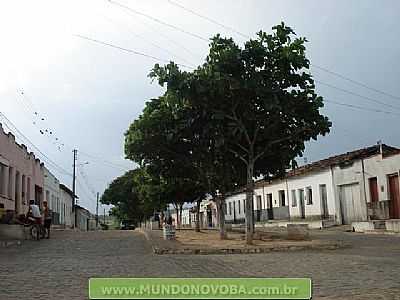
[[0, 229, 399, 300]]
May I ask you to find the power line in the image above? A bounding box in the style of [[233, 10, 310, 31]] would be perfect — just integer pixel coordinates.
[[13, 90, 131, 174], [0, 112, 72, 177], [99, 14, 195, 67], [324, 99, 400, 116], [167, 0, 250, 39], [15, 93, 65, 151], [107, 0, 209, 42], [162, 0, 400, 107], [121, 9, 202, 59], [315, 80, 400, 111], [312, 64, 400, 101], [74, 34, 194, 68], [79, 150, 132, 171]]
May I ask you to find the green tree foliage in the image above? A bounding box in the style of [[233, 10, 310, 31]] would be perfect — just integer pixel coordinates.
[[101, 168, 168, 224], [124, 95, 207, 228], [150, 23, 331, 244]]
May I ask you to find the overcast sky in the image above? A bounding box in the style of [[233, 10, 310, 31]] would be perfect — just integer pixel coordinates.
[[1, 0, 399, 213]]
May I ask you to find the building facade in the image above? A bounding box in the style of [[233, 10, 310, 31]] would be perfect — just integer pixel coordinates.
[[44, 167, 62, 224], [59, 184, 74, 228], [224, 144, 400, 227], [0, 124, 44, 215], [75, 205, 91, 231]]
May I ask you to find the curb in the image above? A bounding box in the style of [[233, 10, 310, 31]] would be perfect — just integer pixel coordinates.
[[153, 242, 343, 255], [362, 230, 400, 236], [138, 229, 345, 255]]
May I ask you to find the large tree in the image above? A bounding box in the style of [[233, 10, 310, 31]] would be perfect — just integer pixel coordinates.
[[125, 94, 207, 230], [150, 23, 331, 244]]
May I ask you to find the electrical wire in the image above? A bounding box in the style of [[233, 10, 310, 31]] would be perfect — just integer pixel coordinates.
[[167, 0, 250, 39], [74, 34, 194, 68], [315, 80, 400, 111], [107, 0, 209, 42], [0, 112, 72, 177], [323, 99, 400, 116]]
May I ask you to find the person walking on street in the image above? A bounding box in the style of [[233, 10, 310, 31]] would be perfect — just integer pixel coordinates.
[[42, 201, 52, 239]]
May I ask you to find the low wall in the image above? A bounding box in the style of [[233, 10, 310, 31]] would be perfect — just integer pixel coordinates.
[[351, 221, 375, 232], [0, 224, 25, 240], [256, 220, 325, 229], [385, 220, 400, 232]]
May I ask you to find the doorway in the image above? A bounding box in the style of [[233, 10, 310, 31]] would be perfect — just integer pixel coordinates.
[[266, 194, 273, 220], [339, 183, 366, 224], [256, 195, 262, 222], [388, 175, 400, 219], [299, 189, 305, 219], [320, 184, 329, 219]]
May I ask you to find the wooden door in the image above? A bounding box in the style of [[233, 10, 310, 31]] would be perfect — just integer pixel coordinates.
[[267, 194, 273, 220], [369, 177, 379, 203], [339, 183, 365, 224], [388, 175, 400, 219]]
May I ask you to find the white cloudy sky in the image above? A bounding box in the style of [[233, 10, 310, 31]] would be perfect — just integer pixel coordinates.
[[0, 0, 399, 213]]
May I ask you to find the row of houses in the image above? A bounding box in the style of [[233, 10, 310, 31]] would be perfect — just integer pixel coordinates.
[[0, 123, 93, 230], [174, 143, 400, 230]]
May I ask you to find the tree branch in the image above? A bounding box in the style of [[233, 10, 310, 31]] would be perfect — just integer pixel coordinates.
[[229, 149, 249, 166], [231, 108, 252, 146], [254, 126, 310, 162], [233, 142, 250, 155]]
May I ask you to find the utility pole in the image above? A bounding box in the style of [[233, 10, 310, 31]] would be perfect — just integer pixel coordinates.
[[72, 149, 77, 228], [96, 192, 99, 228]]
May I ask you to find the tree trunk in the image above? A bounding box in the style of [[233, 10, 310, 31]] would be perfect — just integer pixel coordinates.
[[160, 211, 164, 229], [175, 206, 180, 229], [195, 199, 201, 232], [217, 195, 227, 240], [179, 204, 183, 229], [245, 160, 255, 245]]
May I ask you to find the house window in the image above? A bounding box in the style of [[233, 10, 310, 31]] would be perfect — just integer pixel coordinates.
[[306, 187, 313, 205], [224, 203, 227, 214], [238, 200, 241, 214], [228, 202, 232, 215], [278, 190, 286, 206], [243, 199, 246, 212], [291, 190, 297, 207]]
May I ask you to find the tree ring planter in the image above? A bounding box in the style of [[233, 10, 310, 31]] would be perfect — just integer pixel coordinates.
[[163, 225, 176, 240], [287, 224, 310, 240]]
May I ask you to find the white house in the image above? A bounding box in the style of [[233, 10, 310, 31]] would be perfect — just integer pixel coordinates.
[[44, 167, 62, 224], [332, 144, 400, 224], [59, 184, 74, 228], [224, 143, 400, 228]]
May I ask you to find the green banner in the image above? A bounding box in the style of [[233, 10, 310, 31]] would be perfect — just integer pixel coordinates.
[[89, 278, 311, 299]]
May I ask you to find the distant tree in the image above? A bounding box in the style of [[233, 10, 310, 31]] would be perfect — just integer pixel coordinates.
[[100, 170, 141, 223], [150, 22, 331, 244]]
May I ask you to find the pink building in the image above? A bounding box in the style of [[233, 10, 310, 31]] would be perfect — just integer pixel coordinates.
[[0, 123, 44, 215]]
